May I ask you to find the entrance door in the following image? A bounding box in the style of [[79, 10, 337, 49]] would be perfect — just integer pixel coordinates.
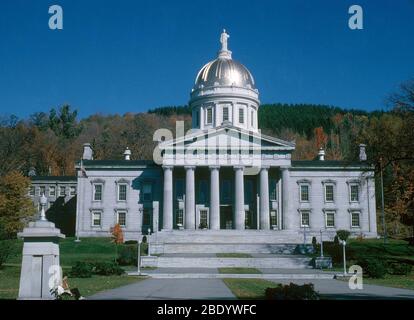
[[220, 206, 233, 229]]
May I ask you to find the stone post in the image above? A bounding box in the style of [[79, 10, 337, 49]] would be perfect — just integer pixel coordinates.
[[18, 195, 65, 300]]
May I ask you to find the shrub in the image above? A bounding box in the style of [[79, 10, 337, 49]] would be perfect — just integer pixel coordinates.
[[357, 258, 386, 278], [124, 240, 137, 245], [94, 261, 124, 276], [387, 262, 412, 275], [70, 261, 93, 278], [336, 230, 350, 242], [265, 283, 319, 300], [0, 240, 13, 267], [323, 242, 342, 264], [117, 244, 138, 266], [333, 236, 339, 245]]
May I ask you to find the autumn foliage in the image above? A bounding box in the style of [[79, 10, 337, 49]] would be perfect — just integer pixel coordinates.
[[111, 224, 124, 244]]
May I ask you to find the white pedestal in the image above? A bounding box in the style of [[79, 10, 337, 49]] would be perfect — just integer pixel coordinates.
[[17, 220, 65, 300]]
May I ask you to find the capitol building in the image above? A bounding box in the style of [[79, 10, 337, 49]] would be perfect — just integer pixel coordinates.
[[30, 31, 378, 249]]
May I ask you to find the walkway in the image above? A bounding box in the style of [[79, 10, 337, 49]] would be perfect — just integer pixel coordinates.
[[90, 278, 236, 300]]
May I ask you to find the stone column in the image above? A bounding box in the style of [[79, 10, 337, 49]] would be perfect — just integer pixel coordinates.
[[162, 166, 173, 230], [185, 166, 196, 230], [259, 166, 270, 230], [281, 167, 290, 230], [209, 166, 220, 230], [234, 166, 245, 230]]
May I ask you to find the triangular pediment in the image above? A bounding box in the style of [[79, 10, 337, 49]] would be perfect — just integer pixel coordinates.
[[159, 124, 295, 151]]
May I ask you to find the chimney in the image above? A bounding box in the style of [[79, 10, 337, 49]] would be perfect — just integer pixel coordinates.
[[318, 148, 325, 161], [82, 143, 93, 160], [359, 144, 367, 162], [124, 147, 131, 160]]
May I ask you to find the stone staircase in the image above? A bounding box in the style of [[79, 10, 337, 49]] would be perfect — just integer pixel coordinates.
[[142, 230, 314, 269], [150, 230, 308, 255]]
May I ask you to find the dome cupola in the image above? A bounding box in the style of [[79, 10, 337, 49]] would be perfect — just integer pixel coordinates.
[[190, 30, 260, 132]]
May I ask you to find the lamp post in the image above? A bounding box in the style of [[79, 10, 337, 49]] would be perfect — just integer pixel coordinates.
[[147, 228, 151, 257], [137, 237, 142, 276], [341, 240, 347, 276], [320, 229, 324, 258], [380, 157, 387, 245]]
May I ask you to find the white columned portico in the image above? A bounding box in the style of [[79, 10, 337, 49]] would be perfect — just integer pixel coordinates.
[[185, 166, 196, 230], [162, 166, 173, 230], [209, 166, 220, 230], [234, 166, 245, 230], [281, 167, 290, 230], [259, 166, 270, 229]]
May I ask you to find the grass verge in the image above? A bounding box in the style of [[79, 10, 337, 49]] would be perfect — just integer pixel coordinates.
[[218, 267, 261, 274], [223, 279, 275, 299], [0, 265, 145, 300]]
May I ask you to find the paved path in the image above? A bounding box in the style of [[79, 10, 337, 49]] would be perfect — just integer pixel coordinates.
[[90, 278, 236, 300], [89, 271, 414, 300]]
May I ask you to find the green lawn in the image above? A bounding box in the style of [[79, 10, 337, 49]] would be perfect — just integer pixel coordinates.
[[218, 267, 262, 274], [216, 253, 252, 258], [1, 237, 147, 300], [223, 279, 275, 299]]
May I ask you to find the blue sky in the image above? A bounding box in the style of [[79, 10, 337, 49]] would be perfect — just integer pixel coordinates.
[[0, 0, 413, 119]]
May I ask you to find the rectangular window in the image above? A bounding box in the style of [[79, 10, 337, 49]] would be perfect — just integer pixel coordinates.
[[92, 211, 101, 227], [239, 108, 244, 124], [59, 186, 66, 197], [251, 110, 254, 126], [200, 209, 208, 228], [195, 110, 199, 127], [301, 211, 310, 227], [325, 184, 334, 202], [117, 211, 126, 227], [118, 184, 127, 201], [300, 185, 309, 202], [70, 186, 76, 196], [40, 186, 46, 196], [142, 183, 152, 202], [49, 201, 54, 209], [351, 212, 360, 227], [244, 210, 250, 227], [29, 186, 35, 196], [326, 212, 335, 227], [223, 106, 229, 122], [93, 184, 102, 201], [270, 180, 277, 201], [49, 186, 56, 197], [206, 108, 213, 124], [350, 185, 359, 202], [270, 210, 278, 226], [176, 209, 183, 226]]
